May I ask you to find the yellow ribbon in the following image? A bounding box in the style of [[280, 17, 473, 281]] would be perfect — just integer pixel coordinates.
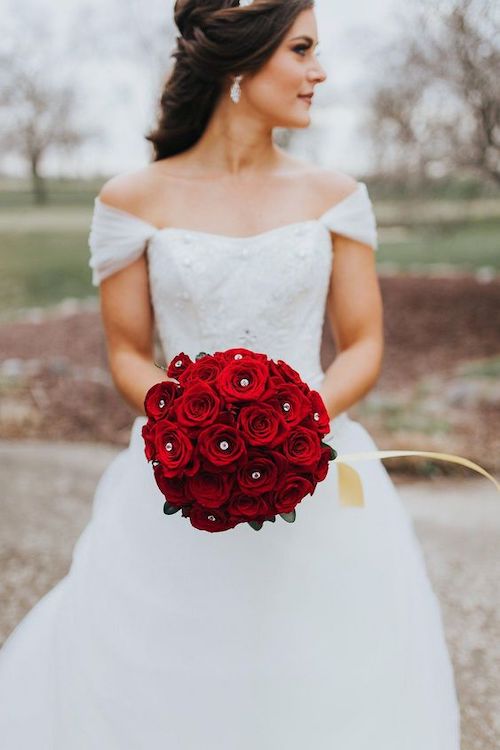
[[334, 450, 500, 507]]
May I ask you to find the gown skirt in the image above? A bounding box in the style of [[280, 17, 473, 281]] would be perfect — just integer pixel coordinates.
[[0, 411, 461, 749]]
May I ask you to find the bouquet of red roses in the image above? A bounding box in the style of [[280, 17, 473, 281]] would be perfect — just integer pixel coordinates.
[[141, 347, 337, 533]]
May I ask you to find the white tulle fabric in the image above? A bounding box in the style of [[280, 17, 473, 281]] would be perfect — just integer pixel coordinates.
[[0, 182, 460, 749], [88, 181, 378, 287]]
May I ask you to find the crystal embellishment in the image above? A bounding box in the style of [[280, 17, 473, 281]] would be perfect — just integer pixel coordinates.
[[159, 399, 165, 408], [251, 471, 261, 480], [219, 440, 229, 451], [282, 402, 291, 412], [240, 378, 249, 387], [165, 442, 173, 451]]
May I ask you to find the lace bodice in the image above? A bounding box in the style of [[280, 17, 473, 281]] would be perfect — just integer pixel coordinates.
[[88, 182, 378, 391]]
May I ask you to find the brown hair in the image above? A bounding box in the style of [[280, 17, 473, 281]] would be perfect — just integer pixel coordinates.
[[145, 0, 314, 160]]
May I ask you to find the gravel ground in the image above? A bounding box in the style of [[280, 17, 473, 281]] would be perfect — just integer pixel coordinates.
[[0, 438, 498, 749]]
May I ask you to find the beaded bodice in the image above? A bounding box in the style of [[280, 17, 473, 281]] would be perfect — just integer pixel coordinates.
[[146, 221, 333, 388], [88, 182, 378, 390]]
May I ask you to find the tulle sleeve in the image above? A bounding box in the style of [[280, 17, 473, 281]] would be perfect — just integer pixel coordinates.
[[88, 197, 158, 286], [318, 182, 378, 250]]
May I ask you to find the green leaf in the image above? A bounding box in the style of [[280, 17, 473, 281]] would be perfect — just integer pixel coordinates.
[[195, 351, 209, 360], [163, 501, 182, 515], [321, 441, 337, 461], [279, 510, 296, 523], [154, 360, 168, 371], [248, 520, 264, 531]]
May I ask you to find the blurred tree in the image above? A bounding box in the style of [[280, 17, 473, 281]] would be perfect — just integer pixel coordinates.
[[0, 72, 88, 205], [0, 1, 97, 203], [362, 0, 500, 186], [76, 0, 178, 105]]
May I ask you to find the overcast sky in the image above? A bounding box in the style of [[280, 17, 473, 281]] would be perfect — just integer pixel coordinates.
[[2, 0, 399, 179]]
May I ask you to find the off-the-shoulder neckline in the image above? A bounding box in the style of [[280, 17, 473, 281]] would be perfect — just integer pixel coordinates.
[[93, 181, 367, 243]]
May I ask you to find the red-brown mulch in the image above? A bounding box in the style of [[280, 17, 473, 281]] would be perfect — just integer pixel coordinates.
[[321, 275, 500, 390]]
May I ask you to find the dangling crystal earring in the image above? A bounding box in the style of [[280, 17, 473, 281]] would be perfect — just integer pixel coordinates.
[[230, 75, 243, 104]]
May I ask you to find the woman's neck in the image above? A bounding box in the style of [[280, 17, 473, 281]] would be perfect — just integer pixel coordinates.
[[182, 101, 283, 178]]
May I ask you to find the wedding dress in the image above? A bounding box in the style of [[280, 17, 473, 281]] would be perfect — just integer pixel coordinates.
[[0, 182, 461, 749]]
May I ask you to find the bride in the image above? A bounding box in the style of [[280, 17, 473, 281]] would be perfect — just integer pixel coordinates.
[[0, 1, 461, 747]]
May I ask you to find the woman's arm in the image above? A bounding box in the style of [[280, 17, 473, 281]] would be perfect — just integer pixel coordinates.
[[318, 232, 384, 420], [99, 250, 173, 417]]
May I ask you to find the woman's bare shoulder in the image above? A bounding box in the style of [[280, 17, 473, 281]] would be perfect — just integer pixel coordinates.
[[279, 154, 359, 211], [306, 166, 359, 212], [97, 168, 152, 214], [97, 160, 179, 216]]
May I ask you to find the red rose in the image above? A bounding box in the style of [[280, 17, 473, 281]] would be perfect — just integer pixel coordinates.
[[173, 381, 221, 430], [144, 381, 179, 422], [227, 492, 274, 521], [177, 354, 223, 387], [180, 449, 202, 477], [154, 420, 193, 477], [274, 475, 315, 514], [215, 409, 238, 427], [269, 359, 311, 396], [214, 347, 269, 364], [142, 421, 157, 461], [236, 450, 287, 496], [273, 383, 312, 428], [267, 359, 287, 384], [153, 465, 191, 507], [216, 358, 274, 402], [314, 445, 334, 482], [188, 504, 238, 533], [305, 390, 331, 435], [298, 380, 311, 396], [282, 426, 322, 470], [167, 351, 193, 380], [275, 360, 302, 384], [197, 423, 247, 469], [186, 470, 235, 509], [236, 401, 288, 447]]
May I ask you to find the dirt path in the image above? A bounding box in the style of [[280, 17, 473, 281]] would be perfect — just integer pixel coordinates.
[[0, 438, 498, 748]]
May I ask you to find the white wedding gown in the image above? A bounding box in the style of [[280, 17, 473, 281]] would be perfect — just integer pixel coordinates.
[[0, 182, 461, 748]]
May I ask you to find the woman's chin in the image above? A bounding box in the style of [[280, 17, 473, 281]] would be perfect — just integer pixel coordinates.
[[274, 113, 312, 130], [292, 113, 312, 129]]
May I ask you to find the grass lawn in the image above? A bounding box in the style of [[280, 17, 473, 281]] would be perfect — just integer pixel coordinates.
[[377, 218, 500, 272], [0, 230, 93, 311]]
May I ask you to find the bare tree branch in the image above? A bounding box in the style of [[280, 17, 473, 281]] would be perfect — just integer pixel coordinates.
[[361, 0, 500, 185], [0, 1, 98, 202]]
